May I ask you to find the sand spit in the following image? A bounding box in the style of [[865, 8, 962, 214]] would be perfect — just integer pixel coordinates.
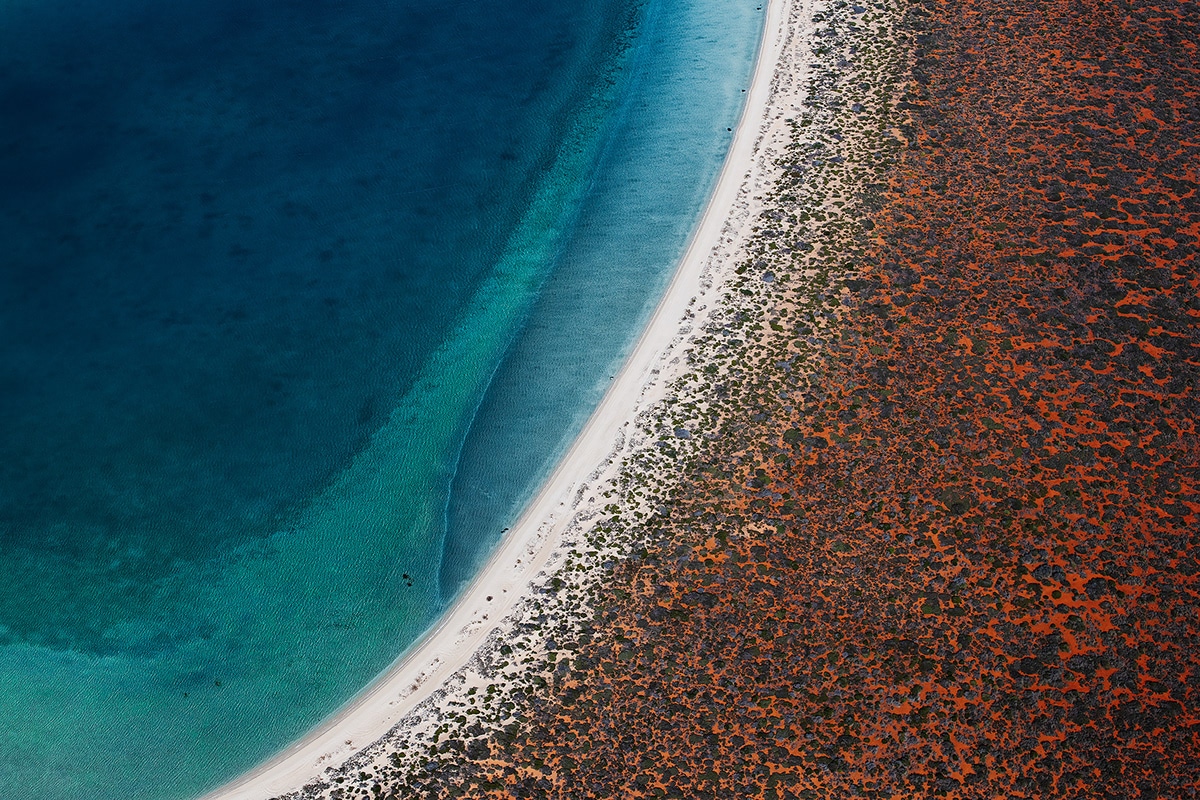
[[202, 0, 815, 797]]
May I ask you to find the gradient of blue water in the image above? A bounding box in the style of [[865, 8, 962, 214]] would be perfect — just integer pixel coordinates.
[[440, 0, 762, 592], [0, 0, 762, 797]]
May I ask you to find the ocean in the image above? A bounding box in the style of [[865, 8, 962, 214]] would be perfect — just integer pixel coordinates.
[[0, 0, 762, 797]]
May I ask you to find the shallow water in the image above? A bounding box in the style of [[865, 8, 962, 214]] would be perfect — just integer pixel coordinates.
[[440, 0, 764, 595], [0, 0, 762, 797]]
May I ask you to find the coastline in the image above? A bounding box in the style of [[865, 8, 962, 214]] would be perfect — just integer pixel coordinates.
[[203, 0, 1200, 794], [351, 0, 1200, 794], [202, 0, 808, 797]]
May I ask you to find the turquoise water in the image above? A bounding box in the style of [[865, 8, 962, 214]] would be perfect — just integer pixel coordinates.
[[440, 0, 765, 593], [0, 0, 762, 797]]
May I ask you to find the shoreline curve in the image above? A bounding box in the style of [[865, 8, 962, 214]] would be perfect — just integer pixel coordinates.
[[202, 0, 793, 796]]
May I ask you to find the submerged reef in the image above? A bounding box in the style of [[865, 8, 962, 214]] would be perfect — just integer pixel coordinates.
[[281, 0, 1198, 796]]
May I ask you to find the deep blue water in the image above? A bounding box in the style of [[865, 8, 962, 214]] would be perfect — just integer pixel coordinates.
[[0, 0, 762, 797]]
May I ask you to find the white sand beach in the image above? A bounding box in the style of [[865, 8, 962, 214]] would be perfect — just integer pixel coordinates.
[[202, 0, 816, 795]]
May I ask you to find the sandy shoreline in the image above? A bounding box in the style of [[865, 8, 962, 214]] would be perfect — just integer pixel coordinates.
[[203, 0, 808, 796]]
